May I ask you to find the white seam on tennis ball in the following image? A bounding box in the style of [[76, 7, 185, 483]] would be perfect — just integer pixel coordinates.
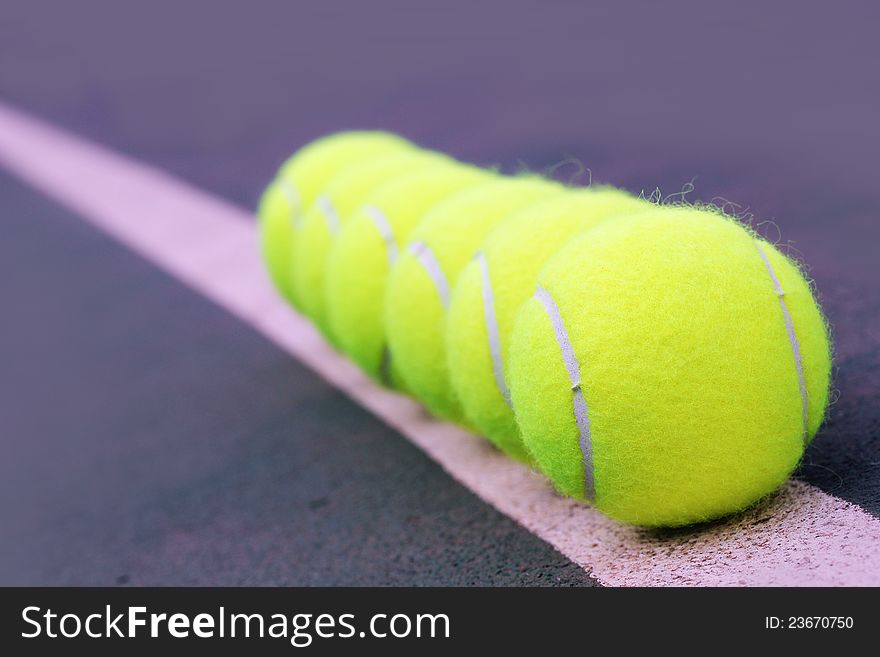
[[534, 286, 596, 501], [278, 178, 302, 228], [316, 194, 341, 233], [358, 205, 398, 387], [407, 241, 451, 308], [365, 205, 398, 264], [754, 241, 809, 444], [476, 252, 512, 408]]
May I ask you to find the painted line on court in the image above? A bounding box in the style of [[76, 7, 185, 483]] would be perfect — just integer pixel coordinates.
[[2, 101, 879, 586]]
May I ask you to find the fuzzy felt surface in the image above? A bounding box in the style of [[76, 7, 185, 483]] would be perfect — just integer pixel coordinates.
[[258, 179, 296, 301], [325, 164, 491, 381], [508, 207, 832, 527], [289, 148, 442, 336], [258, 131, 411, 310], [446, 187, 650, 462], [385, 177, 563, 421]]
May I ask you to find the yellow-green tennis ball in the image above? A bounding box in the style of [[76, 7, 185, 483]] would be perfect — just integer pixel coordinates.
[[258, 181, 297, 300], [508, 207, 832, 527], [325, 165, 492, 385], [446, 187, 650, 462], [385, 176, 564, 421], [258, 131, 412, 308], [291, 149, 446, 336]]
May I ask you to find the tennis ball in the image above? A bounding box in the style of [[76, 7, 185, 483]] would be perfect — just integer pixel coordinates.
[[291, 149, 449, 335], [258, 131, 412, 308], [446, 187, 650, 462], [325, 165, 492, 384], [385, 176, 564, 421], [508, 206, 832, 527]]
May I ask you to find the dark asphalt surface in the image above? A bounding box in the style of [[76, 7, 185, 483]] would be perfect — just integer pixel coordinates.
[[1, 0, 879, 584]]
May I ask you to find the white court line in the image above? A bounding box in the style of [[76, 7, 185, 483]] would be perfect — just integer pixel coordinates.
[[2, 101, 879, 586]]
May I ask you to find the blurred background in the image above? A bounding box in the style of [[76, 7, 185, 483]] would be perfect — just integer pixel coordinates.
[[1, 1, 876, 230], [1, 0, 878, 584]]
